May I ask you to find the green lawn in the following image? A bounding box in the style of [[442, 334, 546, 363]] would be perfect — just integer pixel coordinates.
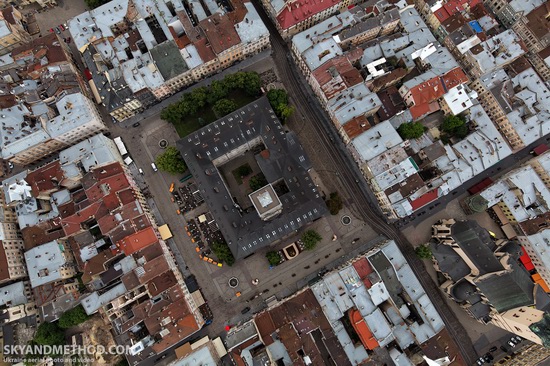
[[174, 91, 259, 137]]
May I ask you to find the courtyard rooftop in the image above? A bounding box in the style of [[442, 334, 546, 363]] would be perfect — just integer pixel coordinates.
[[178, 97, 328, 259]]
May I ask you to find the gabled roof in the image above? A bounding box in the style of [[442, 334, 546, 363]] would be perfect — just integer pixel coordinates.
[[276, 0, 339, 30]]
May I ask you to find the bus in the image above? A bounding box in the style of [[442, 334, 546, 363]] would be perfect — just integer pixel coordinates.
[[113, 137, 128, 156]]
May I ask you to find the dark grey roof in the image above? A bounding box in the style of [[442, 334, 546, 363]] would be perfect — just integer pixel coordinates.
[[177, 97, 328, 259], [430, 240, 471, 282], [535, 284, 550, 312], [150, 41, 188, 80], [451, 220, 502, 275], [474, 256, 535, 313], [82, 45, 136, 113]]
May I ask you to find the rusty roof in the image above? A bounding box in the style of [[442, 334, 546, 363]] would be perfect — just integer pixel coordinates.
[[199, 14, 241, 55], [25, 161, 64, 198], [116, 226, 159, 256]]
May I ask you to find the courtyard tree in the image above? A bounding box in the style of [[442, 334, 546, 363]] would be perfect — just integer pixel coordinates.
[[267, 89, 294, 122], [33, 322, 65, 347], [326, 192, 343, 215], [301, 230, 322, 250], [266, 251, 282, 266], [441, 115, 468, 139], [415, 244, 432, 259], [207, 80, 229, 104], [155, 146, 187, 175], [211, 241, 235, 266], [397, 122, 425, 140], [213, 98, 238, 117], [58, 305, 89, 329], [249, 173, 268, 191]]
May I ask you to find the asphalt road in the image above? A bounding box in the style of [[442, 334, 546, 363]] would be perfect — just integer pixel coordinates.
[[248, 1, 478, 364]]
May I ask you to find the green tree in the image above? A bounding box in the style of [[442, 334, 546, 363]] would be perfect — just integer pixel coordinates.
[[249, 173, 268, 191], [326, 192, 343, 215], [188, 87, 208, 109], [441, 115, 468, 139], [266, 251, 282, 266], [207, 80, 229, 104], [277, 104, 295, 122], [301, 230, 322, 250], [160, 104, 183, 124], [34, 322, 65, 346], [242, 72, 261, 96], [397, 122, 425, 140], [211, 241, 235, 266], [236, 164, 252, 177], [213, 98, 238, 117], [156, 146, 187, 175], [58, 305, 89, 329], [267, 89, 289, 110], [415, 244, 432, 259]]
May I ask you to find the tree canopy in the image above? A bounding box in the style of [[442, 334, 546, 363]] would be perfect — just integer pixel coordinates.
[[34, 322, 65, 347], [160, 71, 262, 125], [58, 305, 89, 329], [441, 115, 468, 139], [326, 192, 343, 215], [211, 241, 235, 266], [267, 89, 294, 122], [415, 244, 432, 259], [213, 99, 238, 117], [397, 122, 425, 140], [301, 230, 322, 250], [266, 251, 282, 266], [155, 146, 187, 175]]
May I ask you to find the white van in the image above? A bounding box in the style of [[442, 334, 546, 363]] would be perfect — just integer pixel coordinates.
[[138, 168, 144, 175], [151, 163, 158, 172]]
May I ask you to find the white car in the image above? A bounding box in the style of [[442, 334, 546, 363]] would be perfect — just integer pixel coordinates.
[[151, 163, 158, 172], [507, 340, 516, 347]]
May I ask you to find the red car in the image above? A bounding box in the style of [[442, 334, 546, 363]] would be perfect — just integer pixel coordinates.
[[49, 28, 54, 33], [59, 24, 65, 31]]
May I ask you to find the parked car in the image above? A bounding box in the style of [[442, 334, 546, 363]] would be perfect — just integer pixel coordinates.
[[54, 27, 61, 34], [514, 336, 522, 343], [241, 307, 250, 314], [476, 357, 485, 365], [59, 23, 65, 31], [489, 346, 497, 353], [511, 337, 520, 345], [66, 37, 71, 43], [507, 341, 516, 348], [484, 353, 494, 362], [49, 28, 54, 33], [138, 168, 144, 174], [133, 122, 141, 127], [500, 346, 508, 353], [151, 162, 158, 172]]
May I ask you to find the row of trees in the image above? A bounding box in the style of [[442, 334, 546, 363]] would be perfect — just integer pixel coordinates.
[[397, 115, 469, 141], [160, 72, 262, 124]]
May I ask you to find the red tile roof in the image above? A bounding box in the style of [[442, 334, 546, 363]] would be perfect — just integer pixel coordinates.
[[434, 0, 482, 22], [276, 0, 339, 30], [199, 14, 241, 55], [117, 226, 159, 255], [312, 55, 363, 100], [409, 189, 438, 210], [441, 67, 469, 90], [25, 161, 64, 197], [410, 100, 440, 120]]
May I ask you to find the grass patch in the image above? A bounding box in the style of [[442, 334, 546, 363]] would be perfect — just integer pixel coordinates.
[[249, 172, 268, 191], [174, 90, 258, 137], [232, 163, 252, 185]]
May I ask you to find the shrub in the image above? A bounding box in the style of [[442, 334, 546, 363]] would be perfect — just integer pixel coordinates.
[[415, 244, 432, 259], [266, 251, 282, 266], [326, 192, 343, 215], [301, 230, 322, 250], [58, 305, 89, 329], [211, 241, 235, 266]]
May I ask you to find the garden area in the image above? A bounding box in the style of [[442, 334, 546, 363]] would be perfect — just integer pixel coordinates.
[[160, 72, 262, 137], [265, 229, 322, 267], [160, 72, 294, 137]]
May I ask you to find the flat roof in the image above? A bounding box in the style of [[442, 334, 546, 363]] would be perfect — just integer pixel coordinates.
[[24, 240, 67, 288], [0, 281, 28, 307], [178, 97, 328, 259], [351, 120, 403, 162]]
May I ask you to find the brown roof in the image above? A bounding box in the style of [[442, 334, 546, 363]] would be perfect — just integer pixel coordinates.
[[539, 44, 550, 60], [520, 211, 550, 235], [0, 242, 9, 282], [25, 161, 64, 198], [193, 38, 217, 63], [525, 2, 550, 42], [508, 56, 532, 75], [21, 222, 64, 250], [342, 115, 371, 140], [441, 12, 467, 34], [253, 289, 349, 365], [199, 14, 241, 55], [312, 55, 363, 100], [384, 172, 425, 197]]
